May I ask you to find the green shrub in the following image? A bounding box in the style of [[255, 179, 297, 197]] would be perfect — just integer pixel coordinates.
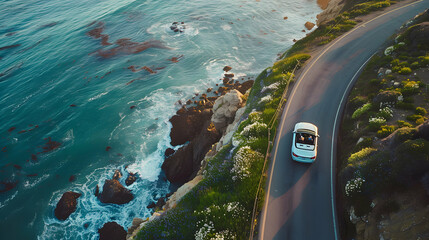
[[350, 96, 368, 110], [396, 101, 414, 110], [240, 121, 268, 139], [347, 1, 391, 18], [401, 79, 419, 96], [415, 107, 427, 116], [370, 78, 380, 86], [406, 114, 427, 124], [376, 107, 393, 120], [394, 139, 429, 185], [352, 103, 372, 119], [262, 108, 276, 123], [393, 127, 417, 144], [368, 117, 386, 131], [377, 125, 396, 138], [410, 61, 420, 69], [397, 120, 413, 128], [358, 151, 394, 195], [398, 67, 412, 75], [348, 148, 377, 165], [391, 58, 400, 66], [416, 117, 427, 125], [418, 55, 429, 65]]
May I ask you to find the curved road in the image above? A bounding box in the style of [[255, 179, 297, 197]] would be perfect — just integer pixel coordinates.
[[259, 0, 429, 239]]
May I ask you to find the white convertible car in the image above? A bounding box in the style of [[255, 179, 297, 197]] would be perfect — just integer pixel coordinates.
[[291, 122, 319, 163]]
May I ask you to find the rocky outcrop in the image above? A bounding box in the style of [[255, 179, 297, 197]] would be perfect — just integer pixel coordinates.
[[125, 172, 137, 186], [169, 108, 213, 146], [163, 67, 253, 184], [316, 0, 345, 26], [147, 197, 166, 210], [162, 120, 221, 183], [304, 22, 316, 30], [127, 218, 146, 239], [54, 191, 81, 220], [112, 169, 122, 180], [98, 222, 127, 240], [211, 89, 244, 131], [216, 106, 246, 152], [98, 179, 133, 204]]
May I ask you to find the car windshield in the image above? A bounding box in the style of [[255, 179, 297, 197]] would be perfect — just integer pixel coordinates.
[[295, 131, 316, 145]]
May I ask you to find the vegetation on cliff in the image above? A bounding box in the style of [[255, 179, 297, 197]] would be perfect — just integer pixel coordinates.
[[338, 10, 429, 239], [133, 1, 414, 239]]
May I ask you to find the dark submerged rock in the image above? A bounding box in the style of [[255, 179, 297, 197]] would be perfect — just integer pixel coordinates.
[[98, 222, 126, 240], [112, 169, 122, 180], [98, 179, 133, 204], [54, 191, 81, 221], [164, 148, 175, 157], [125, 172, 137, 186]]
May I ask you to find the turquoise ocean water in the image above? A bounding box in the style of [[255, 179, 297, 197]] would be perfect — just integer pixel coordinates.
[[0, 0, 321, 238]]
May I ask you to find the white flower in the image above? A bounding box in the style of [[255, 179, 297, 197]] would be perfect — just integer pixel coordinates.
[[241, 121, 267, 138], [259, 95, 273, 104], [231, 146, 264, 180], [345, 177, 365, 197], [384, 46, 394, 55], [369, 117, 386, 124], [261, 82, 280, 93]]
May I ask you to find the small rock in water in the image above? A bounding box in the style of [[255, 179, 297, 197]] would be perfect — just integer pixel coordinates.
[[54, 191, 81, 221], [112, 170, 122, 180], [169, 22, 186, 33], [125, 172, 137, 186], [223, 66, 232, 72], [69, 175, 76, 182]]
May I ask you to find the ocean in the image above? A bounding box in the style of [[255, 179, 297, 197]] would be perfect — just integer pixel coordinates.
[[0, 0, 321, 238]]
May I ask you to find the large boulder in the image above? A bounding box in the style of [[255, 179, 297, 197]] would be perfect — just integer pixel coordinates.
[[98, 179, 133, 204], [162, 143, 194, 183], [125, 172, 137, 186], [98, 222, 126, 240], [162, 120, 221, 183], [211, 89, 244, 131], [304, 21, 315, 30], [169, 108, 213, 146], [54, 191, 81, 221]]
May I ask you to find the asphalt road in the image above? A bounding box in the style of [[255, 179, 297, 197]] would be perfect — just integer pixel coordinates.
[[258, 1, 429, 239]]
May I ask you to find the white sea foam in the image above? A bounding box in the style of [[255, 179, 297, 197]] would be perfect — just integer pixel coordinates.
[[221, 24, 232, 31], [0, 191, 18, 209], [23, 174, 50, 189], [88, 91, 108, 102]]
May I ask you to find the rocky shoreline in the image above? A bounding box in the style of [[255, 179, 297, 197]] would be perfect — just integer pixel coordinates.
[[51, 1, 340, 237], [53, 66, 254, 239]]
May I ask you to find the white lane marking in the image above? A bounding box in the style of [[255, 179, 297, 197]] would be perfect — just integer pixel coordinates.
[[260, 0, 425, 238], [330, 54, 375, 240]]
